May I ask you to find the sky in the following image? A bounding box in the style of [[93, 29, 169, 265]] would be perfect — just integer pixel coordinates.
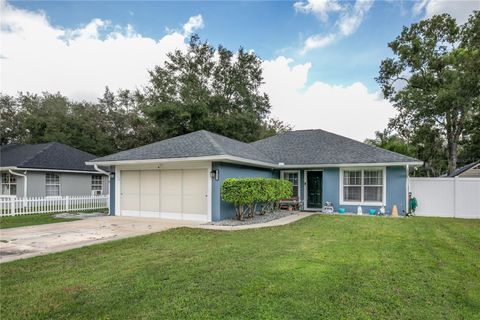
[[1, 0, 479, 141]]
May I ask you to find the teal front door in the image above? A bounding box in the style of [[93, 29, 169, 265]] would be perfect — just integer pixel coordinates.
[[307, 171, 323, 209]]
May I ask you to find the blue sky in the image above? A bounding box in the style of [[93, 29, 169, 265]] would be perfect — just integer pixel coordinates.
[[2, 0, 479, 140], [10, 0, 419, 90]]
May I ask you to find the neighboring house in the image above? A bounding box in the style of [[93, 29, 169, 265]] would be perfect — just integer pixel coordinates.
[[445, 161, 480, 178], [1, 142, 109, 198], [88, 129, 422, 222]]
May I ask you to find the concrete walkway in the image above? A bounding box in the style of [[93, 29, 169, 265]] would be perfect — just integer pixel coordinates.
[[0, 212, 314, 263]]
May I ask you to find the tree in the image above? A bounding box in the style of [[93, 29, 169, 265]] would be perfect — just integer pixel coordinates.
[[377, 11, 480, 174], [142, 35, 288, 142]]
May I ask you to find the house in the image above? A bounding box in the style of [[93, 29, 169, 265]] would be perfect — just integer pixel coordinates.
[[87, 129, 422, 222], [445, 161, 480, 178], [1, 142, 109, 198]]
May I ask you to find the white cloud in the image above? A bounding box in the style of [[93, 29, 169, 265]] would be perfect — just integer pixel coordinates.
[[413, 0, 479, 24], [182, 14, 204, 35], [262, 57, 396, 141], [0, 1, 197, 101], [293, 0, 343, 23], [301, 33, 336, 53], [296, 0, 374, 53], [338, 0, 374, 36]]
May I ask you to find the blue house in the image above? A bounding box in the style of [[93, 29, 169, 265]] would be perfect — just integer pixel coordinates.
[[87, 130, 422, 221]]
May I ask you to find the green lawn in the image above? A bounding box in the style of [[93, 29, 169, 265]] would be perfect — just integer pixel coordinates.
[[1, 215, 479, 319], [0, 213, 79, 229]]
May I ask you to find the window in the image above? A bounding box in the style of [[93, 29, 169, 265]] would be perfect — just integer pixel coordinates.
[[1, 173, 17, 196], [281, 171, 299, 198], [341, 169, 384, 204], [92, 175, 103, 195], [45, 173, 60, 197]]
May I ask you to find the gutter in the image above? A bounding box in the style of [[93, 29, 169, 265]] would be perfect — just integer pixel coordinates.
[[93, 164, 110, 176], [8, 169, 27, 198]]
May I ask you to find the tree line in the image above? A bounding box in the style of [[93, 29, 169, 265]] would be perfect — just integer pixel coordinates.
[[0, 35, 290, 156], [2, 12, 479, 176]]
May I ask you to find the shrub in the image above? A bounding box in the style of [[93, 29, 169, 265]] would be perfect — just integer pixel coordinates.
[[221, 178, 292, 220]]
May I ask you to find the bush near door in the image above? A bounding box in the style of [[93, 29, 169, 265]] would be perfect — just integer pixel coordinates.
[[221, 178, 292, 220]]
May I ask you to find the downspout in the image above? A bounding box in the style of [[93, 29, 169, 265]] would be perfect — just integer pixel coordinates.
[[405, 164, 409, 215], [8, 169, 27, 198]]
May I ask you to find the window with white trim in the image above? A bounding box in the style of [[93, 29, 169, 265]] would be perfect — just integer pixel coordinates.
[[1, 173, 17, 196], [281, 171, 299, 198], [45, 173, 60, 197], [341, 169, 384, 204], [91, 175, 103, 195]]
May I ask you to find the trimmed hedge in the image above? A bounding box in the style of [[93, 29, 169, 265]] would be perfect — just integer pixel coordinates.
[[221, 178, 292, 220]]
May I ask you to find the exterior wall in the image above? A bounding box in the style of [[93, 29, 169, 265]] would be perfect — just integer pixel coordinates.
[[212, 162, 273, 221], [109, 171, 116, 215], [6, 171, 110, 197], [278, 166, 407, 216]]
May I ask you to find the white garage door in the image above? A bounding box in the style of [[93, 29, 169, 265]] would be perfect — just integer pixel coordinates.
[[120, 169, 208, 221]]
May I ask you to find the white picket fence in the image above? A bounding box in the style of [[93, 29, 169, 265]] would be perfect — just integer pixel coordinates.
[[0, 195, 109, 217], [409, 177, 480, 219]]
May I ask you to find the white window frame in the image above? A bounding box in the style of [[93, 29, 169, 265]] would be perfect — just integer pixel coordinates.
[[280, 170, 300, 198], [91, 174, 103, 195], [339, 167, 386, 206], [45, 173, 61, 197], [1, 172, 17, 196]]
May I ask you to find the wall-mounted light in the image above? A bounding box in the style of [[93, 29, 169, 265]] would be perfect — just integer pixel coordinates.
[[210, 169, 219, 181]]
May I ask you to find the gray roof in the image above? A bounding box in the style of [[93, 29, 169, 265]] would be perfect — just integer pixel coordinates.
[[0, 142, 99, 172], [91, 130, 274, 163], [90, 129, 420, 166], [251, 129, 419, 165], [446, 161, 479, 177]]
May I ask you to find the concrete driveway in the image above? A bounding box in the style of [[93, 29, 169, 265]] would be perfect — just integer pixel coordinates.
[[0, 216, 201, 263]]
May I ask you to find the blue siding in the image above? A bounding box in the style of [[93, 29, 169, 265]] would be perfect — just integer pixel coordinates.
[[280, 166, 407, 216], [212, 162, 273, 221], [109, 170, 115, 215]]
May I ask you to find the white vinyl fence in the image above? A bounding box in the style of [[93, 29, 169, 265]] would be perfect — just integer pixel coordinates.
[[409, 177, 480, 219], [0, 195, 109, 217]]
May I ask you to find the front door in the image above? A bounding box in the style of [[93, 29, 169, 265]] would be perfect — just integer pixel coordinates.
[[307, 171, 323, 209]]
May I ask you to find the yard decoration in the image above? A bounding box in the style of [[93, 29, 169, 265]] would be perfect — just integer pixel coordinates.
[[221, 178, 292, 220], [391, 205, 398, 217]]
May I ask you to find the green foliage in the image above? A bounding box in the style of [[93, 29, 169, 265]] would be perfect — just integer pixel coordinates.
[[221, 178, 292, 220], [0, 36, 291, 154], [142, 35, 291, 142], [377, 11, 480, 175]]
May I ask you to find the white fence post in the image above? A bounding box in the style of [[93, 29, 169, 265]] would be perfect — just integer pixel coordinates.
[[65, 196, 70, 212], [10, 196, 15, 216]]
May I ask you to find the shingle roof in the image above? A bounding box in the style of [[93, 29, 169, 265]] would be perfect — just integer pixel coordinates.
[[250, 129, 420, 165], [90, 129, 420, 166], [447, 161, 479, 177], [91, 130, 274, 163], [0, 142, 99, 172]]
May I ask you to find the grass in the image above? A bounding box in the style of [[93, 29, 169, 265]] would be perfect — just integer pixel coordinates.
[[1, 215, 479, 319], [0, 213, 80, 229]]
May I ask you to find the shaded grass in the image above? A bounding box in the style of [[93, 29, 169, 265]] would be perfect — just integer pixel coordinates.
[[0, 213, 80, 229], [1, 215, 479, 319]]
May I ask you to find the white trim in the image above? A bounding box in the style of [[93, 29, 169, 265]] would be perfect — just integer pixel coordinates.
[[339, 167, 386, 206], [1, 166, 102, 174], [304, 169, 324, 210], [207, 163, 212, 222], [86, 157, 422, 169], [115, 166, 121, 216], [119, 210, 209, 222], [280, 170, 300, 198]]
